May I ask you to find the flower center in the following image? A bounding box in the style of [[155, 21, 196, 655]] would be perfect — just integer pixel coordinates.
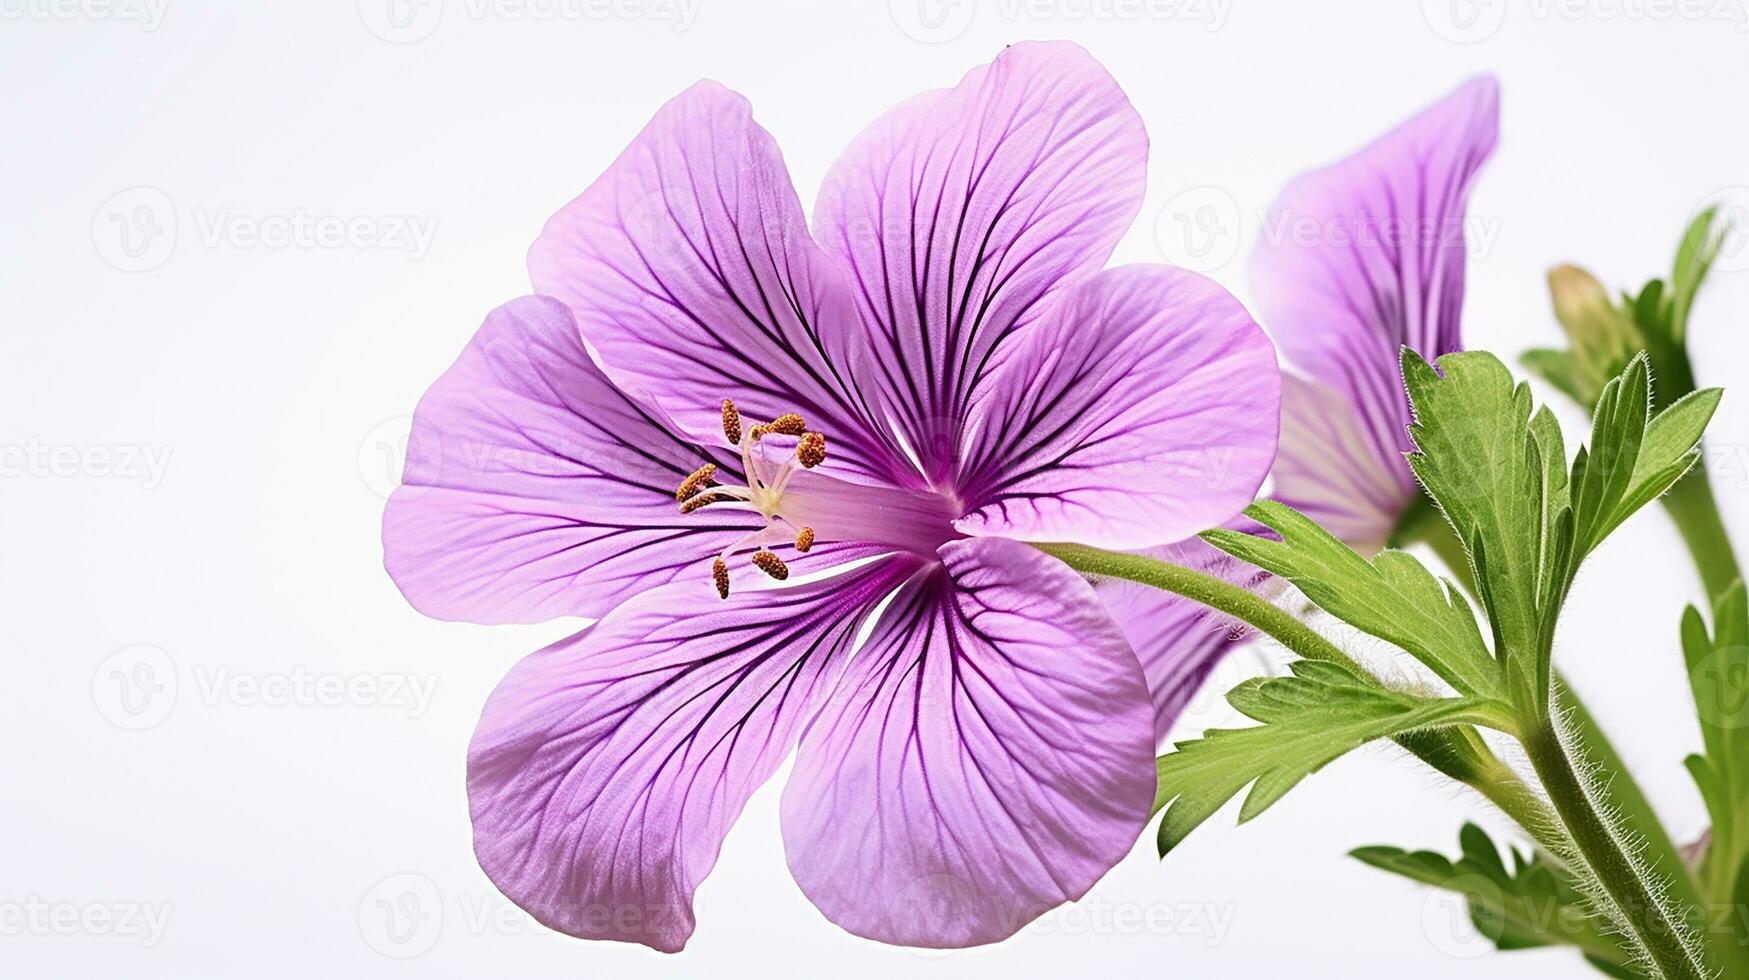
[[675, 400, 960, 598], [673, 401, 833, 599]]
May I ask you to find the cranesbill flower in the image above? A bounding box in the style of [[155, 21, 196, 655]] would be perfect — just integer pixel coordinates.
[[383, 42, 1280, 950], [1252, 77, 1500, 553]]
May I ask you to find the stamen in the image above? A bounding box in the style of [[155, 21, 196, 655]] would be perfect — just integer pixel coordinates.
[[675, 463, 718, 502], [712, 557, 730, 599], [680, 492, 727, 514], [750, 550, 789, 580], [766, 413, 807, 436], [794, 527, 814, 552], [796, 432, 826, 469], [721, 399, 741, 445]]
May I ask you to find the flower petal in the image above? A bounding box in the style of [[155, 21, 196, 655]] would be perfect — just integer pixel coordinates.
[[813, 40, 1147, 485], [1099, 582, 1237, 746], [1095, 525, 1272, 746], [382, 295, 761, 624], [467, 557, 915, 952], [953, 265, 1280, 550], [1250, 76, 1498, 526], [781, 536, 1155, 948], [528, 81, 905, 486], [1272, 373, 1416, 555]]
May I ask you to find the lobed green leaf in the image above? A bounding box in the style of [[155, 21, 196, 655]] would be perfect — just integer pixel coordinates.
[[1204, 501, 1501, 699], [1153, 660, 1506, 854]]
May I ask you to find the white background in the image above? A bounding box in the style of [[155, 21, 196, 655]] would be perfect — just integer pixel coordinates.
[[5, 0, 1749, 976]]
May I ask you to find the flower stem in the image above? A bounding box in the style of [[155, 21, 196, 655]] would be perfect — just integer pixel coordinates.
[[1035, 542, 1561, 851], [1522, 721, 1712, 980], [1663, 465, 1743, 605], [1393, 498, 1707, 918], [1036, 542, 1354, 669]]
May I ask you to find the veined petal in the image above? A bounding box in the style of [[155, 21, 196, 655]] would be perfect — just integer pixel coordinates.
[[1272, 373, 1415, 555], [1250, 76, 1498, 516], [529, 81, 905, 487], [781, 536, 1155, 948], [814, 41, 1147, 486], [467, 557, 916, 952], [1095, 524, 1272, 746], [954, 265, 1280, 550], [382, 296, 759, 624]]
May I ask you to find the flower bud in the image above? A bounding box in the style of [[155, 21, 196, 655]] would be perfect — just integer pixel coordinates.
[[1546, 263, 1642, 402]]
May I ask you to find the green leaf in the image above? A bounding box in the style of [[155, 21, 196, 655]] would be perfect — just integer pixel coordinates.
[[1401, 350, 1556, 711], [1672, 207, 1723, 341], [1204, 501, 1502, 699], [1569, 355, 1651, 556], [1353, 824, 1637, 972], [1684, 582, 1749, 920], [1530, 406, 1572, 594], [1595, 387, 1722, 542], [1153, 660, 1506, 854], [1398, 351, 1720, 721]]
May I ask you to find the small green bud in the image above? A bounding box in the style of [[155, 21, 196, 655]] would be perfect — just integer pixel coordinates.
[[1546, 264, 1643, 405]]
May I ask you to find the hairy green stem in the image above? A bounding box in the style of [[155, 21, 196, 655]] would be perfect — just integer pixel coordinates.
[[1523, 722, 1712, 980], [1663, 465, 1743, 605], [1396, 497, 1705, 917], [1037, 542, 1355, 668], [1037, 542, 1562, 852]]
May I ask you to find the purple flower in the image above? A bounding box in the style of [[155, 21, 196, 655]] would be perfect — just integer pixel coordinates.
[[1083, 77, 1502, 756], [1254, 77, 1500, 553], [383, 42, 1279, 951]]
